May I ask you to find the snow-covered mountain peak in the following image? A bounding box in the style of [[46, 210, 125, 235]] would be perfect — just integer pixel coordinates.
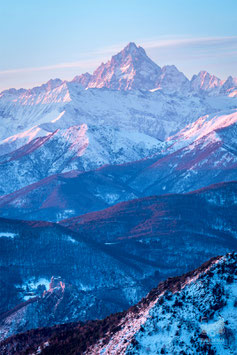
[[112, 42, 148, 61], [75, 42, 162, 90], [156, 65, 190, 93], [220, 75, 237, 92], [191, 71, 221, 93], [27, 78, 63, 95], [221, 76, 237, 98], [2, 44, 237, 97]]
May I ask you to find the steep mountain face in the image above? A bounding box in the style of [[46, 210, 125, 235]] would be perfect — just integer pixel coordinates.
[[0, 123, 163, 195], [191, 71, 221, 94], [1, 42, 237, 151], [220, 76, 237, 97], [168, 109, 237, 149], [0, 43, 236, 207], [131, 111, 237, 196], [0, 81, 71, 145], [74, 42, 162, 91], [1, 253, 236, 354], [191, 71, 237, 97], [0, 182, 236, 340], [72, 72, 92, 87], [72, 43, 237, 97], [155, 65, 190, 94], [1, 110, 236, 221]]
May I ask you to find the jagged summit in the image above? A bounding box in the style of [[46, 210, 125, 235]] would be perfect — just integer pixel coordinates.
[[191, 71, 221, 93], [107, 42, 154, 72], [72, 42, 193, 92], [72, 43, 236, 94], [2, 43, 237, 96], [156, 65, 190, 93], [74, 42, 162, 90], [220, 75, 237, 92], [113, 42, 151, 62], [119, 41, 144, 54]]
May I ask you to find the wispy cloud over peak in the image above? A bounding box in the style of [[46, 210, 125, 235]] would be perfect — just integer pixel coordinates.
[[140, 36, 237, 49], [0, 36, 236, 90]]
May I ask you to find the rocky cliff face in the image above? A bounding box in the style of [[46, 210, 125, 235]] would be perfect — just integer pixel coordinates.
[[74, 42, 162, 91], [72, 42, 237, 96]]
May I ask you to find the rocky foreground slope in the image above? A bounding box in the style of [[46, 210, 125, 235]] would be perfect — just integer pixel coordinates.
[[1, 252, 236, 354]]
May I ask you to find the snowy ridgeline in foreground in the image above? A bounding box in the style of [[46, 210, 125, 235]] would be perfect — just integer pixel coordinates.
[[0, 180, 236, 341], [87, 253, 237, 355], [1, 253, 236, 354]]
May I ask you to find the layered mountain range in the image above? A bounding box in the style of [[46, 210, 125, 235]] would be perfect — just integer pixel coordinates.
[[0, 181, 236, 341], [0, 109, 236, 221], [0, 44, 236, 204], [1, 253, 236, 354], [73, 42, 237, 96], [1, 43, 237, 144], [0, 42, 236, 352]]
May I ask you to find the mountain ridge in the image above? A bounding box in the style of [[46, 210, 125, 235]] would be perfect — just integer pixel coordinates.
[[1, 253, 236, 354], [1, 42, 237, 96], [0, 180, 236, 340], [0, 109, 236, 221]]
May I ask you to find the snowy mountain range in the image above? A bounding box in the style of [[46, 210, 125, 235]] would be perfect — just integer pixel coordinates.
[[0, 42, 236, 352], [72, 42, 237, 96], [0, 43, 236, 201], [1, 42, 237, 145], [0, 108, 236, 221], [0, 124, 164, 196], [2, 43, 237, 99]]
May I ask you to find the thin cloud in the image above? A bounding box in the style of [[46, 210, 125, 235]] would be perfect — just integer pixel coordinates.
[[0, 36, 236, 78], [141, 36, 237, 49], [0, 58, 102, 76]]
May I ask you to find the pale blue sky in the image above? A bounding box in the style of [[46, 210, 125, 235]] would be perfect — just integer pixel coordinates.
[[0, 0, 236, 90]]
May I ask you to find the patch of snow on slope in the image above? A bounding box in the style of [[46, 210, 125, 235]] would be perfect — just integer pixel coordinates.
[[0, 232, 18, 238], [168, 109, 237, 151]]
